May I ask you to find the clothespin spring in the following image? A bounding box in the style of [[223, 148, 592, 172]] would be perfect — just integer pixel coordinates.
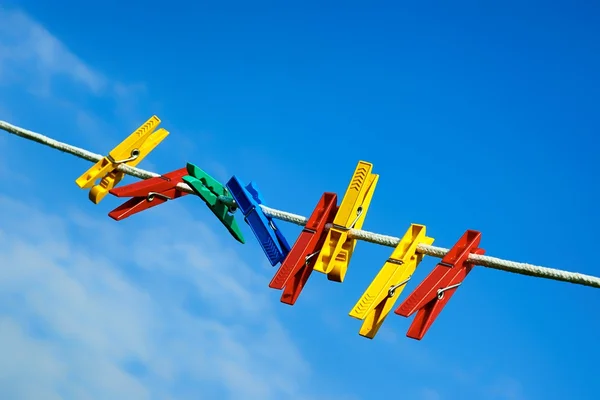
[[107, 149, 140, 164], [388, 274, 411, 297], [269, 219, 277, 231], [146, 191, 173, 202], [305, 251, 320, 266], [332, 206, 363, 231], [223, 198, 238, 213], [436, 283, 461, 299]]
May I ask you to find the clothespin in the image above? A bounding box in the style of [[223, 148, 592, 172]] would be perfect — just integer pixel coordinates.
[[349, 224, 434, 339], [226, 176, 291, 265], [312, 161, 378, 282], [395, 230, 485, 340], [181, 162, 245, 244], [269, 192, 338, 305], [75, 115, 169, 204], [107, 167, 189, 221]]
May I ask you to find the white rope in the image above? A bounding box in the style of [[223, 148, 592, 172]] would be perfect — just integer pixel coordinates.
[[2, 120, 599, 289]]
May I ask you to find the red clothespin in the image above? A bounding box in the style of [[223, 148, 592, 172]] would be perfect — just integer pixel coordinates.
[[269, 192, 338, 305], [395, 229, 485, 340], [108, 167, 189, 221]]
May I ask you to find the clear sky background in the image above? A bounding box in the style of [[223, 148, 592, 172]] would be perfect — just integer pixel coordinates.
[[0, 1, 598, 399]]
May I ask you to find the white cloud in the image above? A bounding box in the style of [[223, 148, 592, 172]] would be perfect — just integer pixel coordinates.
[[419, 388, 442, 400], [0, 318, 65, 400], [0, 192, 315, 400], [0, 5, 147, 103], [0, 7, 105, 95], [0, 6, 151, 148], [486, 376, 526, 400]]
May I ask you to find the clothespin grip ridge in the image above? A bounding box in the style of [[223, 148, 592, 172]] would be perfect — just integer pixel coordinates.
[[108, 167, 189, 221], [269, 192, 338, 305], [313, 161, 378, 282], [395, 229, 485, 340], [226, 176, 291, 265], [349, 224, 434, 339], [182, 163, 245, 243], [75, 115, 169, 204]]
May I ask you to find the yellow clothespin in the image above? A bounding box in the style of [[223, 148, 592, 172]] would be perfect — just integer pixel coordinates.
[[313, 160, 378, 282], [349, 224, 434, 339], [75, 115, 169, 204]]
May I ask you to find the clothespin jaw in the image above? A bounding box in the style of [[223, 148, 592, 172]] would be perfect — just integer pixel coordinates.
[[226, 176, 291, 265], [182, 163, 245, 244], [349, 224, 434, 339], [395, 229, 485, 340], [107, 167, 189, 221], [269, 192, 339, 305], [313, 161, 378, 283], [75, 115, 169, 204]]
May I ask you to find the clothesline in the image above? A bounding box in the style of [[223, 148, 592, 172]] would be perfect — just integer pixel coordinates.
[[1, 119, 599, 289]]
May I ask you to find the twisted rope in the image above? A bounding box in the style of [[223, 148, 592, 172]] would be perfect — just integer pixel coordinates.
[[1, 120, 598, 289]]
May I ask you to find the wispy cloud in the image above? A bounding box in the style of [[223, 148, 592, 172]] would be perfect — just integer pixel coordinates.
[[0, 6, 147, 103], [0, 192, 315, 399], [0, 5, 151, 148], [0, 7, 105, 95], [486, 376, 526, 400], [419, 388, 442, 400]]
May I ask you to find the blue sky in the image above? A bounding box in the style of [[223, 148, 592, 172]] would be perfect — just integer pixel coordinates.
[[0, 1, 598, 399]]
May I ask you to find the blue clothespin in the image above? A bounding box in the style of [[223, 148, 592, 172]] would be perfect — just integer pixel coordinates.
[[226, 176, 291, 265]]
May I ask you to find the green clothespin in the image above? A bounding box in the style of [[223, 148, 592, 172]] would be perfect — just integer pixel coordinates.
[[182, 162, 245, 243]]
